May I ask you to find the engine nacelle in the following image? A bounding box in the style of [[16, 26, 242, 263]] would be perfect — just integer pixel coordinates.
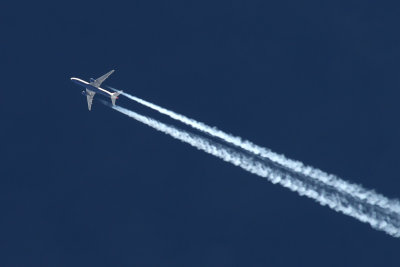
[[82, 91, 86, 96]]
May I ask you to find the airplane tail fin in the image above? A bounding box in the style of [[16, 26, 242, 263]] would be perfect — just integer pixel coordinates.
[[111, 91, 123, 106]]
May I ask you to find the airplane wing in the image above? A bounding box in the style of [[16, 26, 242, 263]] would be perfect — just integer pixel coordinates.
[[90, 70, 115, 88], [86, 89, 96, 111]]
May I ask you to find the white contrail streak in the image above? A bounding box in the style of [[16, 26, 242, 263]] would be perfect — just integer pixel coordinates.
[[104, 102, 400, 237], [108, 87, 400, 214]]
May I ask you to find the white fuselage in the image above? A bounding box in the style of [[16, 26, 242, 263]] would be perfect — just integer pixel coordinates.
[[70, 77, 113, 97]]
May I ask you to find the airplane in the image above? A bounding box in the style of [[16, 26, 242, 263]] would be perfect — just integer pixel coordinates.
[[70, 70, 122, 111]]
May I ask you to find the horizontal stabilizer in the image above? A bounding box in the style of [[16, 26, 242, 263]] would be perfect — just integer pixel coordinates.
[[111, 91, 123, 106]]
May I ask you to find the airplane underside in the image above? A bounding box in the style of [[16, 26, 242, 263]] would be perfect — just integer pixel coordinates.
[[71, 70, 122, 111]]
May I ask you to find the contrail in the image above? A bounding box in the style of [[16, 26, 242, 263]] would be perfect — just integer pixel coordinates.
[[107, 86, 400, 214], [101, 101, 400, 237]]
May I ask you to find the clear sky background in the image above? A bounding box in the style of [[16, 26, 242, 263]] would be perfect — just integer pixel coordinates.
[[2, 1, 400, 266]]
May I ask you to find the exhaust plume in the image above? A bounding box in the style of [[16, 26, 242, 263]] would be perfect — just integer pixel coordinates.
[[106, 87, 400, 214], [100, 100, 400, 238]]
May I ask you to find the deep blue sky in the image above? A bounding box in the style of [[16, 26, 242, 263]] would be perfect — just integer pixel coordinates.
[[2, 1, 400, 266]]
